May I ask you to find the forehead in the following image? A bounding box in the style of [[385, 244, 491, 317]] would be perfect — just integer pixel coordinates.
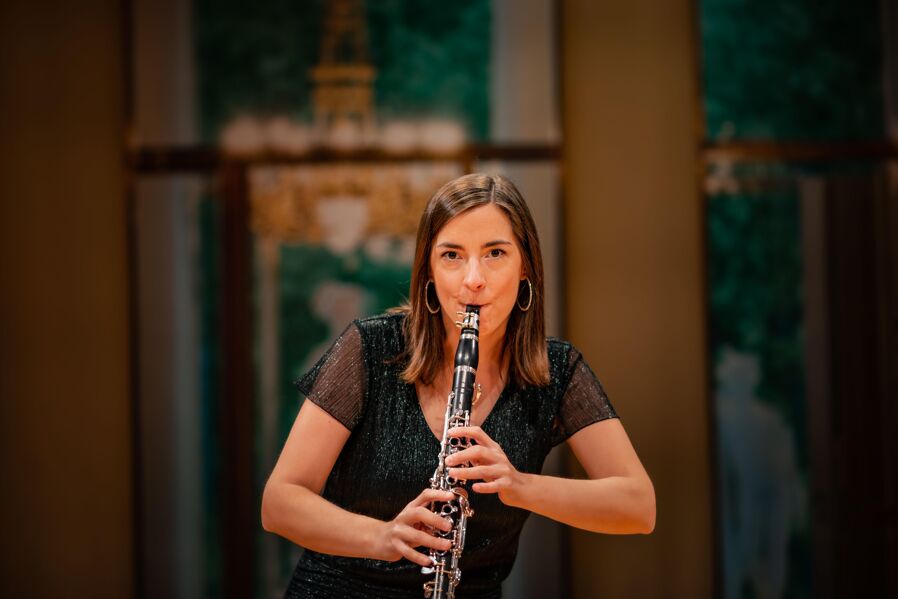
[[434, 204, 514, 243]]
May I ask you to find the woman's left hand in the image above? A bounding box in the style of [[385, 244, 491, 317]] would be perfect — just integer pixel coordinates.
[[445, 426, 525, 506]]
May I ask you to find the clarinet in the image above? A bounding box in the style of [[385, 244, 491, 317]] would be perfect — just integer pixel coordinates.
[[421, 305, 480, 599]]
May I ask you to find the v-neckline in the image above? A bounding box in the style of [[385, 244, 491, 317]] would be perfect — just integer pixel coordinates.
[[411, 383, 509, 445]]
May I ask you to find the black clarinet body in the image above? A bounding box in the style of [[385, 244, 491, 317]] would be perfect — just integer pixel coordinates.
[[422, 305, 480, 599]]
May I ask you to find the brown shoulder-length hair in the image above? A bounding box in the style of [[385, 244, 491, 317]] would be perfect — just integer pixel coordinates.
[[396, 173, 549, 388]]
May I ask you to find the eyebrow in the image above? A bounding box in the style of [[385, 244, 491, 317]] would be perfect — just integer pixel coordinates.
[[435, 240, 514, 250]]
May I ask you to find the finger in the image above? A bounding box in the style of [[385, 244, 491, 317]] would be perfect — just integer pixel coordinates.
[[444, 444, 488, 467], [411, 488, 455, 507], [401, 526, 454, 552], [472, 481, 500, 494], [411, 506, 453, 532], [448, 465, 498, 481], [394, 540, 434, 567], [448, 426, 497, 448]]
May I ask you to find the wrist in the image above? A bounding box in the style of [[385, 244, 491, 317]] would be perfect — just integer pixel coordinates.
[[363, 517, 390, 560], [504, 471, 536, 509]]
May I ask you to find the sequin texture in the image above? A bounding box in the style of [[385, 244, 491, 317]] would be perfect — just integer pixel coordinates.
[[285, 312, 617, 598]]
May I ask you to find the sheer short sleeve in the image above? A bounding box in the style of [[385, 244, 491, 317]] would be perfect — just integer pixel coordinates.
[[293, 323, 366, 431], [552, 345, 618, 445]]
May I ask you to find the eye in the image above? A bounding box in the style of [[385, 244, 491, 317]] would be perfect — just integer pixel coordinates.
[[486, 248, 505, 258], [442, 250, 460, 260]]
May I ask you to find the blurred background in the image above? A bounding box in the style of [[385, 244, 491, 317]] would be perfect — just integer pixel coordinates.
[[1, 0, 896, 598]]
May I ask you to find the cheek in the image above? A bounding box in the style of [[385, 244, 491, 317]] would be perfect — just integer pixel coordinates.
[[486, 270, 523, 321], [430, 264, 459, 301], [498, 258, 524, 302], [497, 274, 518, 302], [431, 262, 454, 284]]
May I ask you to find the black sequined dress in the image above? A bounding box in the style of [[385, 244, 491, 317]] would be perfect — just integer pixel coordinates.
[[285, 312, 617, 599]]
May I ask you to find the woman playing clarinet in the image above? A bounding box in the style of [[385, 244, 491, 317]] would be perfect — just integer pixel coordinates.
[[262, 173, 656, 598]]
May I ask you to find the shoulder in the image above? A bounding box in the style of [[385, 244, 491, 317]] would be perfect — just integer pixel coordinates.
[[547, 337, 571, 355], [545, 337, 589, 388], [352, 311, 405, 335], [546, 337, 581, 365], [350, 311, 406, 358]]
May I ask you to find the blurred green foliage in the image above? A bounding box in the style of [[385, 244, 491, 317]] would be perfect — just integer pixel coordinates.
[[708, 189, 806, 465], [701, 0, 884, 141], [193, 0, 491, 141], [276, 245, 411, 441], [707, 190, 808, 471], [707, 188, 810, 597]]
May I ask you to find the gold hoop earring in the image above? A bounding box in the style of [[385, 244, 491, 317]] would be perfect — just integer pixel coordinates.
[[517, 278, 533, 312], [424, 280, 441, 314]]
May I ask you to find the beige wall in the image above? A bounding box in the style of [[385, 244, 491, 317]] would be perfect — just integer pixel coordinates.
[[562, 1, 714, 597], [0, 1, 133, 597]]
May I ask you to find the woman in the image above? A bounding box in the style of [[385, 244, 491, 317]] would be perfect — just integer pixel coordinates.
[[262, 174, 655, 598]]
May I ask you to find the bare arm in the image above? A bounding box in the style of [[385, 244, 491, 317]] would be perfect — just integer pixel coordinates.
[[514, 419, 655, 533], [261, 399, 454, 565], [447, 418, 655, 534]]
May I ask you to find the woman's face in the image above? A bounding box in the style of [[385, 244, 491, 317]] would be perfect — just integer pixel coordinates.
[[430, 203, 525, 342]]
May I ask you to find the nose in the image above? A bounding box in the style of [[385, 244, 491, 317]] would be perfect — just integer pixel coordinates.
[[463, 258, 486, 291]]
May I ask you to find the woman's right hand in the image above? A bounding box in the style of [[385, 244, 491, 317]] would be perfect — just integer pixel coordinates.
[[373, 488, 455, 567]]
